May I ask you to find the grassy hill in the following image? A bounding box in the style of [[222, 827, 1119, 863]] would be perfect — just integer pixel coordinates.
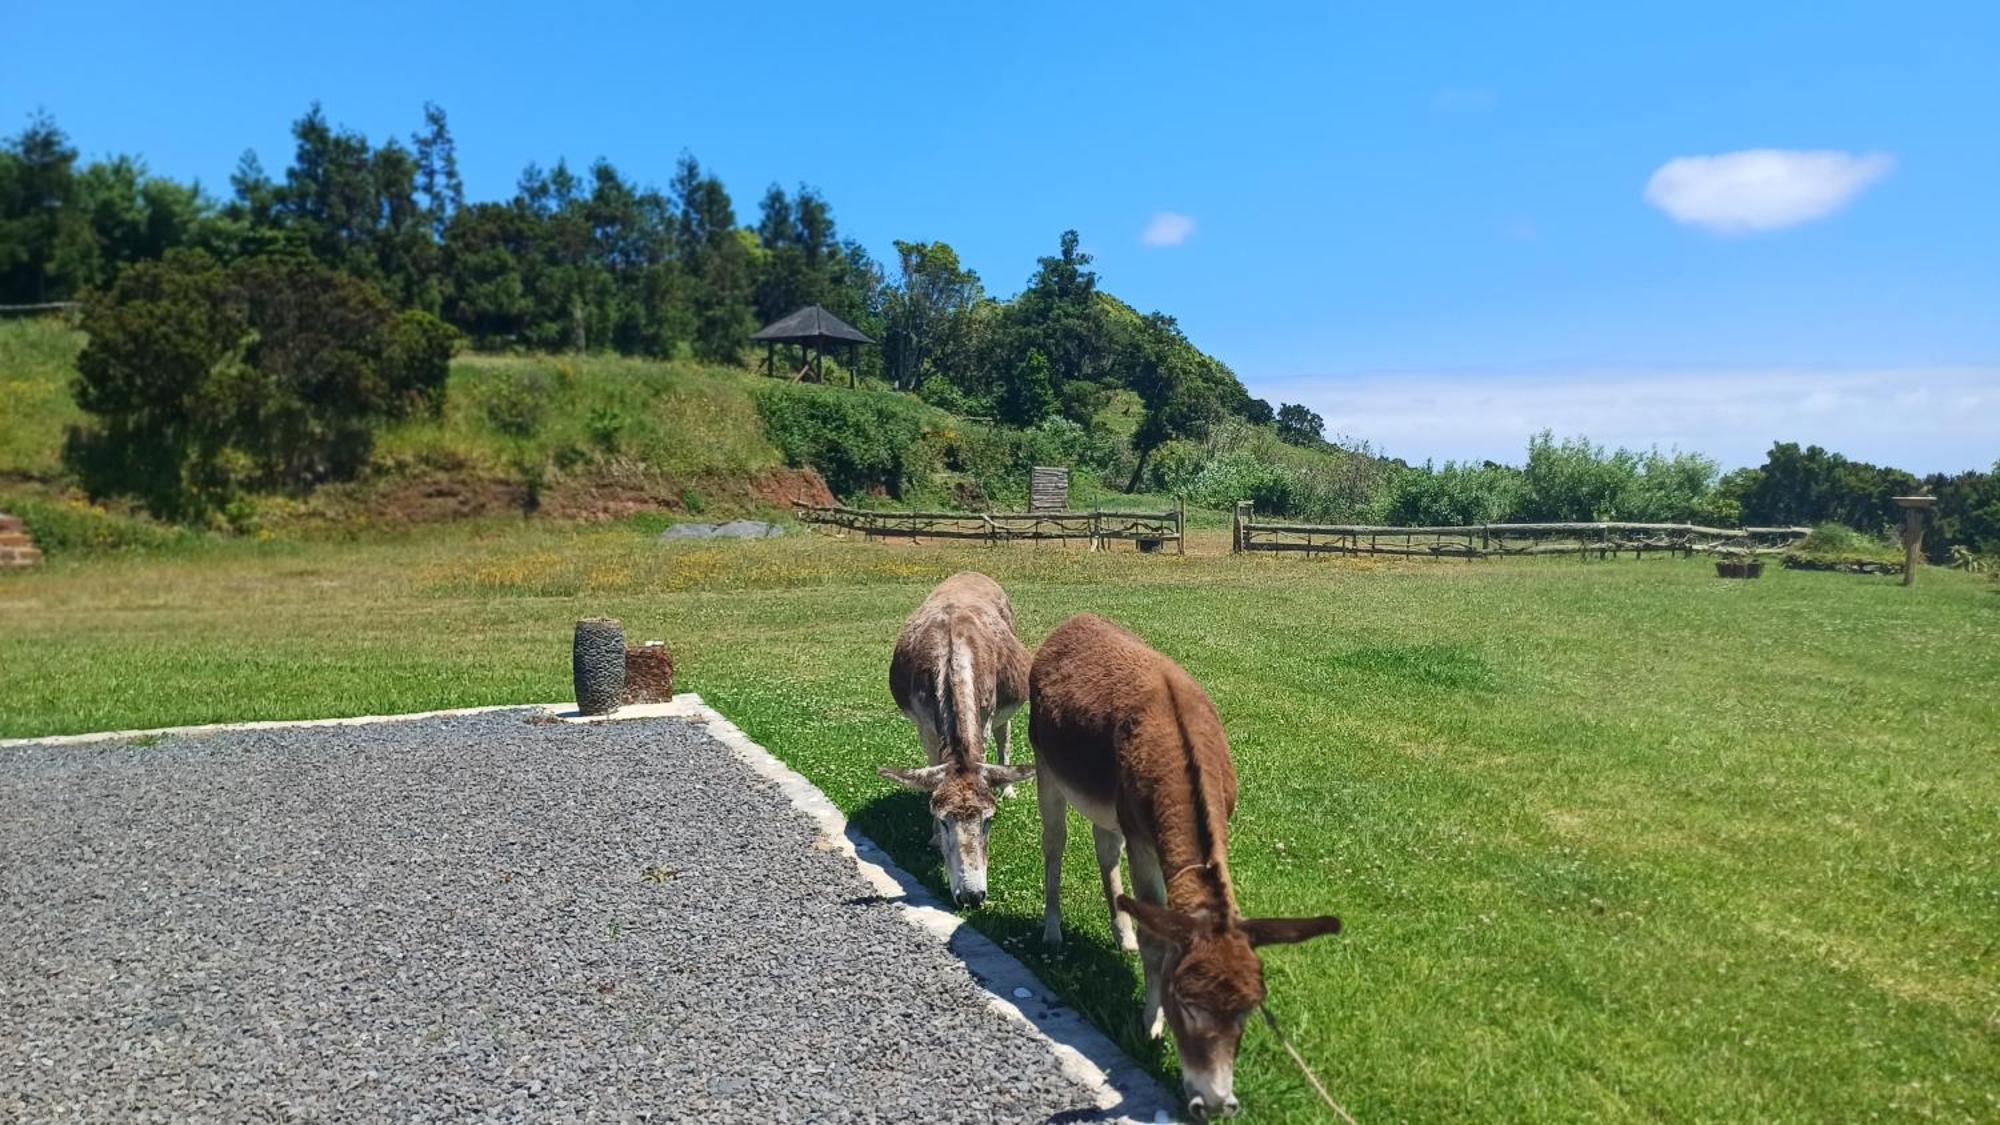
[[0, 316, 1278, 550], [0, 316, 85, 479]]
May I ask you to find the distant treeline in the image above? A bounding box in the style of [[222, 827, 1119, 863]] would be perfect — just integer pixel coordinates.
[[0, 105, 1277, 465]]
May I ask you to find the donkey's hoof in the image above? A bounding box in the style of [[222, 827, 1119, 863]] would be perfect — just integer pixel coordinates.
[[998, 784, 1018, 800], [1042, 920, 1064, 947]]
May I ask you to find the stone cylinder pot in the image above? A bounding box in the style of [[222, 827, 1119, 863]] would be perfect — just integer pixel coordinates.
[[573, 617, 627, 716]]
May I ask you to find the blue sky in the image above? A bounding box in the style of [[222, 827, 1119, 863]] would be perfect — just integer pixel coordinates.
[[6, 2, 1995, 472]]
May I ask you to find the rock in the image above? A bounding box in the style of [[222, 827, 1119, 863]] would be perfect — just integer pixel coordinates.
[[657, 521, 783, 542]]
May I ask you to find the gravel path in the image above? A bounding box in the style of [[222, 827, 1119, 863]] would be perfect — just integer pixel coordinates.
[[0, 712, 1114, 1122]]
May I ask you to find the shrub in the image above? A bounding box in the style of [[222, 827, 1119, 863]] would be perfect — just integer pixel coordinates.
[[65, 250, 455, 521], [585, 403, 628, 453], [483, 370, 553, 439], [1383, 461, 1524, 526], [756, 383, 932, 497], [1519, 432, 1641, 521], [1793, 522, 1899, 561]]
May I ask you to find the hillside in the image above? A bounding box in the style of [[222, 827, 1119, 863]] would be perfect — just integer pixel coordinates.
[[4, 317, 1352, 547]]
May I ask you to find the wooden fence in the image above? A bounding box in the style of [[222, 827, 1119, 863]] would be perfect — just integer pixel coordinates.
[[1232, 503, 1809, 560], [797, 501, 1185, 553]]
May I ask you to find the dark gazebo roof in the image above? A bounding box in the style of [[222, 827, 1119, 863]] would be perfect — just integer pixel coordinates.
[[751, 305, 874, 346]]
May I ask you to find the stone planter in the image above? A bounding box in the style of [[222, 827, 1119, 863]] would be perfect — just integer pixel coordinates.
[[622, 641, 675, 704], [572, 618, 627, 715]]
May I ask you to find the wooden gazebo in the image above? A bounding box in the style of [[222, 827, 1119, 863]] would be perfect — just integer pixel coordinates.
[[753, 305, 874, 386]]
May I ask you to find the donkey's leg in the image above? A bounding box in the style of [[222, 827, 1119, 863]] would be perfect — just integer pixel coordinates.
[[1038, 779, 1068, 946], [1092, 826, 1139, 953], [1127, 840, 1169, 1038], [916, 713, 946, 767], [991, 703, 1021, 798]]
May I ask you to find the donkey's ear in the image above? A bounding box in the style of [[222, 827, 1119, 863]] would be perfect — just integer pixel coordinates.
[[1240, 914, 1343, 947], [1116, 895, 1200, 945], [982, 763, 1035, 787], [878, 764, 950, 792]]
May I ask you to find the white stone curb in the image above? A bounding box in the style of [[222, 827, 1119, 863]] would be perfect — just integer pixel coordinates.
[[2, 695, 1177, 1123]]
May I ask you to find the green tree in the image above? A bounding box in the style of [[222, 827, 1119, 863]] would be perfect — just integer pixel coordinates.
[[1740, 442, 1917, 531], [1005, 230, 1111, 419], [67, 250, 454, 520], [997, 349, 1058, 427], [0, 111, 97, 303], [1124, 313, 1221, 491], [671, 155, 754, 363], [882, 240, 983, 391], [412, 102, 464, 241], [1275, 402, 1324, 446]]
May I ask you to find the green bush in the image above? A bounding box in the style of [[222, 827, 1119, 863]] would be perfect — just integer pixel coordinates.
[[1139, 420, 1394, 522], [65, 250, 455, 521], [1383, 461, 1524, 526], [483, 370, 552, 439], [584, 403, 628, 453], [1793, 522, 1900, 562], [756, 383, 933, 498]]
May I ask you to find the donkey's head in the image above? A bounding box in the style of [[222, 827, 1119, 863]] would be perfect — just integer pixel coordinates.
[[1117, 895, 1341, 1120], [880, 762, 1035, 907]]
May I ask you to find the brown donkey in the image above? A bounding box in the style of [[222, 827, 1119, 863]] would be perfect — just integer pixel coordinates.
[[1030, 614, 1341, 1119], [883, 572, 1035, 908]]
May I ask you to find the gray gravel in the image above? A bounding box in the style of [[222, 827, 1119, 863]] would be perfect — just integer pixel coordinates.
[[0, 713, 1106, 1122]]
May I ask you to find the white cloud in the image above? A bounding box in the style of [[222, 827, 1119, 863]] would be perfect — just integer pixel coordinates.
[[1644, 149, 1893, 233], [1254, 367, 1998, 474], [1140, 211, 1196, 247]]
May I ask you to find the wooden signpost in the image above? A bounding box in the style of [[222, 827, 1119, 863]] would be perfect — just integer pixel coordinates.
[[1893, 495, 1936, 587], [1031, 467, 1069, 513]]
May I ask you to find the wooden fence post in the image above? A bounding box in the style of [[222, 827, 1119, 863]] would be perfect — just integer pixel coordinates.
[[1894, 496, 1936, 587], [1176, 497, 1186, 555]]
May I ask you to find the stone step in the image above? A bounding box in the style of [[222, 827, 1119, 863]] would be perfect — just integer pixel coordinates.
[[0, 546, 44, 567]]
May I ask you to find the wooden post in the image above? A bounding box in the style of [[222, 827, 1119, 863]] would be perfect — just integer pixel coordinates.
[[1894, 496, 1936, 587], [1176, 497, 1186, 555]]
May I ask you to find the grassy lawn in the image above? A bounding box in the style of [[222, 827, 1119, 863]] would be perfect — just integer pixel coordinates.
[[2, 525, 1995, 1122]]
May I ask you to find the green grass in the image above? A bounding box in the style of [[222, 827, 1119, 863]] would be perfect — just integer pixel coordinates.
[[2, 525, 1994, 1121], [0, 316, 86, 478], [373, 352, 784, 479]]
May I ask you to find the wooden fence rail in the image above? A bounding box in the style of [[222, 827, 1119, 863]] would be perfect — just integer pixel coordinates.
[[1231, 502, 1809, 561], [797, 501, 1185, 553]]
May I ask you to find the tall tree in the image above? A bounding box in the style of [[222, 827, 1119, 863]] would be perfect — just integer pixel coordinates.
[[412, 102, 464, 240], [1275, 402, 1325, 446], [1005, 230, 1112, 419], [882, 240, 982, 390], [0, 111, 96, 302], [1124, 312, 1221, 491], [671, 154, 753, 362]]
